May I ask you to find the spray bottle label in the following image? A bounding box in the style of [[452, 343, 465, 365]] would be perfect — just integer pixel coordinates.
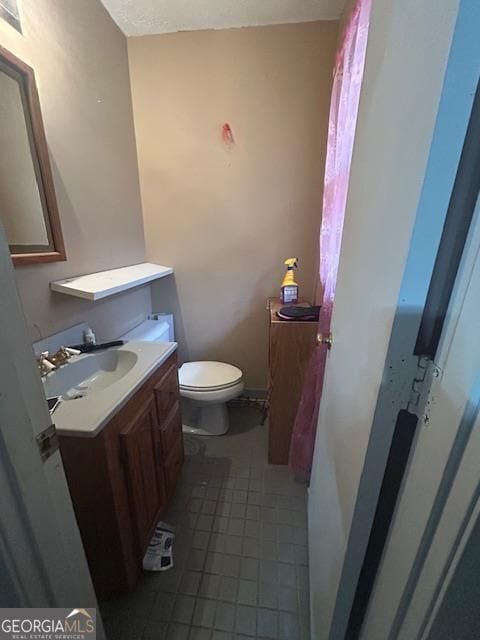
[[282, 286, 298, 303]]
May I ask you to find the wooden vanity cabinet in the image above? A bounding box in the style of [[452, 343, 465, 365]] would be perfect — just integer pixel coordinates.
[[58, 352, 183, 598]]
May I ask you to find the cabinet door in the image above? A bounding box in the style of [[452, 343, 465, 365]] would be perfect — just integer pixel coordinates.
[[155, 363, 180, 423], [158, 402, 183, 460], [164, 434, 185, 499], [120, 397, 166, 554]]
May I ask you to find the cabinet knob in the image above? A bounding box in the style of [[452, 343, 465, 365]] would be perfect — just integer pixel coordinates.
[[317, 332, 333, 349]]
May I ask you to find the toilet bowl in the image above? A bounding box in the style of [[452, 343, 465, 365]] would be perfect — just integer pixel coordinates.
[[179, 361, 244, 436]]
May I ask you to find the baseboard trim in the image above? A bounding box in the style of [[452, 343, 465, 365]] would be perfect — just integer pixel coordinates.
[[243, 388, 267, 400]]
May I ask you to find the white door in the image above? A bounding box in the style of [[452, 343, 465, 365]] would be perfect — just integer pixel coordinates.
[[306, 1, 464, 638], [0, 225, 104, 636], [361, 194, 480, 639]]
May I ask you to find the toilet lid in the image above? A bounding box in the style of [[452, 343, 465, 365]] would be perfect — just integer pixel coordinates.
[[179, 361, 243, 391]]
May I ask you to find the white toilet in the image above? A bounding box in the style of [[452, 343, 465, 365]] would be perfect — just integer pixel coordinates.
[[121, 315, 244, 436], [179, 361, 244, 436]]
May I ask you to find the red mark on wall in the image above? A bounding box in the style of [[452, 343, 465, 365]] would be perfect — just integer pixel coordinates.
[[221, 122, 235, 145]]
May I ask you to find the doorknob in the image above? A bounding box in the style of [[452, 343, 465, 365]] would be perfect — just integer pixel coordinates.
[[317, 332, 333, 349]]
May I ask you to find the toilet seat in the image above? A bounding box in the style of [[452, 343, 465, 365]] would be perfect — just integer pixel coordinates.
[[179, 361, 243, 392]]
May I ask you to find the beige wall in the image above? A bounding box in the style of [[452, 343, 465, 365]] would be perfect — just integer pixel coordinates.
[[307, 0, 460, 637], [128, 22, 337, 388], [0, 0, 150, 343]]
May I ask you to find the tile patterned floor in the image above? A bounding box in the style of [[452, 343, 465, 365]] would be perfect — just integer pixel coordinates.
[[101, 407, 310, 640]]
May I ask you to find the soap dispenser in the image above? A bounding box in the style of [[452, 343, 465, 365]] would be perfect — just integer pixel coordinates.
[[84, 327, 96, 345]]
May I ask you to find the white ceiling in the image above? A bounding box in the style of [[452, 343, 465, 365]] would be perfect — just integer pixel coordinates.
[[100, 0, 345, 37]]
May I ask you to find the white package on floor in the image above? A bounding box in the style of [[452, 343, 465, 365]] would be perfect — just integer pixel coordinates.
[[143, 521, 175, 572]]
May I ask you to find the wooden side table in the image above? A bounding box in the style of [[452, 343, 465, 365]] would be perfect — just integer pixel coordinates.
[[267, 298, 318, 465]]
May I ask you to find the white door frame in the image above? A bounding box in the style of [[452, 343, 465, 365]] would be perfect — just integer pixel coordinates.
[[420, 482, 480, 639], [0, 222, 104, 636], [328, 1, 480, 637], [363, 190, 480, 638]]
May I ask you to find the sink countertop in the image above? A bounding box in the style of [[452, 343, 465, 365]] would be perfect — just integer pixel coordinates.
[[52, 341, 177, 438]]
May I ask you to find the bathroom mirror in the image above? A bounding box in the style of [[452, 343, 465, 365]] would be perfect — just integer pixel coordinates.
[[0, 45, 66, 265]]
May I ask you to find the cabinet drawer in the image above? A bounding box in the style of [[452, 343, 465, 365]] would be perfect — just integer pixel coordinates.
[[154, 363, 180, 423], [164, 434, 184, 498], [159, 403, 182, 458]]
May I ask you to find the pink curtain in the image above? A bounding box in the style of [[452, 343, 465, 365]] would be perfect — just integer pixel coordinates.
[[289, 0, 372, 481]]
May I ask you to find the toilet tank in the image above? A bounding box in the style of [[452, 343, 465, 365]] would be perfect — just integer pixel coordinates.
[[121, 313, 175, 343]]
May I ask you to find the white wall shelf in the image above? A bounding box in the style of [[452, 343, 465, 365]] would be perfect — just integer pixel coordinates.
[[51, 262, 173, 301]]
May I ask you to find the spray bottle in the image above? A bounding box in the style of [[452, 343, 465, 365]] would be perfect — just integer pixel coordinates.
[[280, 258, 299, 304]]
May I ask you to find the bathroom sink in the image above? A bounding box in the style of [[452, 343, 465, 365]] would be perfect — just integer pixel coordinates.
[[46, 340, 177, 437], [43, 348, 138, 400]]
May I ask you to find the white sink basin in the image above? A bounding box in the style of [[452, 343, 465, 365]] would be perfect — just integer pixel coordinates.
[[47, 341, 177, 438], [43, 341, 177, 438], [43, 348, 138, 400]]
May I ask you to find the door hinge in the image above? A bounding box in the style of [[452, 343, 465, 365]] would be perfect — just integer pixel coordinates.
[[36, 424, 59, 462], [406, 356, 439, 420]]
